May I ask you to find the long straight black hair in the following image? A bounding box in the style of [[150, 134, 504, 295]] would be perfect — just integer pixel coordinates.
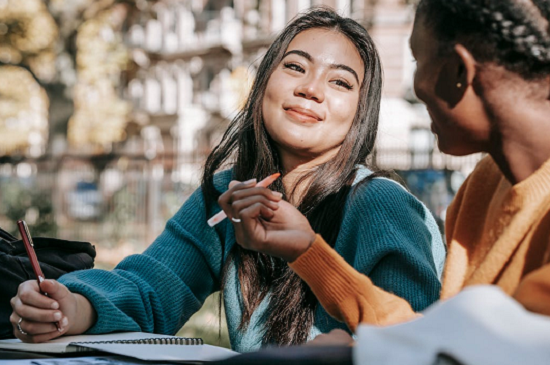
[[201, 7, 383, 346]]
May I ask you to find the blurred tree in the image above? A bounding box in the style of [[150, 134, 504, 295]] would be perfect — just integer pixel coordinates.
[[0, 0, 56, 156], [0, 0, 154, 156], [68, 3, 132, 149], [0, 65, 49, 156], [0, 180, 57, 237], [0, 0, 58, 80]]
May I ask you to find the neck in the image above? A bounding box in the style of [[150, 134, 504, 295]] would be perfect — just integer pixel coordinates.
[[489, 106, 550, 185], [280, 148, 339, 204]]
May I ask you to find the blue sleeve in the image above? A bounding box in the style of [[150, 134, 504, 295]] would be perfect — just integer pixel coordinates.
[[58, 179, 230, 335], [343, 177, 445, 312]]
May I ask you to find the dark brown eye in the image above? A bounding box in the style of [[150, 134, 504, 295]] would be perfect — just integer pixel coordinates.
[[333, 79, 353, 90], [283, 62, 305, 73]]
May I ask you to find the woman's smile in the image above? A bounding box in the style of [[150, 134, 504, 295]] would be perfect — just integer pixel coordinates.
[[283, 106, 323, 124]]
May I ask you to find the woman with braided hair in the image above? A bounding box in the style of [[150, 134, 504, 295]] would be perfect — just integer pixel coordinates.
[[212, 0, 550, 347]]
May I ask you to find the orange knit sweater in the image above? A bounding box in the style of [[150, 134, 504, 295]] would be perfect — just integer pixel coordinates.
[[290, 156, 550, 332]]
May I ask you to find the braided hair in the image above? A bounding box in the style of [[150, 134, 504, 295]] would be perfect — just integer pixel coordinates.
[[417, 0, 550, 79]]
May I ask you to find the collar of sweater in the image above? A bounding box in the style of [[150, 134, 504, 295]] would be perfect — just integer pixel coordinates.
[[508, 157, 550, 207]]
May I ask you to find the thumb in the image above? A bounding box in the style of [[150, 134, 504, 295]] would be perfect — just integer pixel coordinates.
[[40, 280, 70, 301]]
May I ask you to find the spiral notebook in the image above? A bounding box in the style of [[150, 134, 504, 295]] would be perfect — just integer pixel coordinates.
[[0, 332, 237, 362]]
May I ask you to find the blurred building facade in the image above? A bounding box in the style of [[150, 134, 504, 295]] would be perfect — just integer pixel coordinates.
[[0, 0, 482, 255], [121, 0, 481, 186]]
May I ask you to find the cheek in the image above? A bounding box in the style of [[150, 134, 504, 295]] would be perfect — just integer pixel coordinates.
[[264, 69, 288, 100], [263, 79, 278, 106], [413, 62, 439, 104], [262, 78, 281, 123], [413, 72, 429, 104], [329, 92, 359, 128]]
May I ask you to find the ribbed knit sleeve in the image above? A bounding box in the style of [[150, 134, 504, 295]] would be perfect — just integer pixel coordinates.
[[290, 235, 420, 331], [291, 177, 445, 331], [58, 171, 233, 336]]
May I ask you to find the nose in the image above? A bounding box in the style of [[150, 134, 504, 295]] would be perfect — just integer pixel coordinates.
[[294, 75, 325, 103]]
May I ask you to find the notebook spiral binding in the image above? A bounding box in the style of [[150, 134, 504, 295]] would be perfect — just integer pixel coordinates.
[[75, 337, 204, 346]]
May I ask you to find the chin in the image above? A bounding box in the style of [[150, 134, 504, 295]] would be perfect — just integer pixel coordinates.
[[277, 140, 320, 158], [437, 139, 480, 157]]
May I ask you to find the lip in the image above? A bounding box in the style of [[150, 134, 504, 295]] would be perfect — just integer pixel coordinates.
[[283, 106, 323, 123]]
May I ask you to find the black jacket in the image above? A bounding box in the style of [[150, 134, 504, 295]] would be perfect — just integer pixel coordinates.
[[0, 227, 95, 339]]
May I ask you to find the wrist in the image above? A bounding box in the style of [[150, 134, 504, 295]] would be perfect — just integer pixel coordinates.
[[68, 294, 96, 335], [287, 230, 316, 263]]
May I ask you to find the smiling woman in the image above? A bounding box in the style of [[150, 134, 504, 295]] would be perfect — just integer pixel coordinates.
[[9, 7, 445, 353]]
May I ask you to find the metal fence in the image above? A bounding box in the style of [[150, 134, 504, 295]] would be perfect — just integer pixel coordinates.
[[0, 153, 200, 268], [0, 149, 482, 267]]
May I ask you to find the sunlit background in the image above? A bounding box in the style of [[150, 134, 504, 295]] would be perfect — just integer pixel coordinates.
[[0, 0, 482, 347]]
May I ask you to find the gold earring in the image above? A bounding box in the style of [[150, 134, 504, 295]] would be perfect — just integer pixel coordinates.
[[457, 82, 462, 88]]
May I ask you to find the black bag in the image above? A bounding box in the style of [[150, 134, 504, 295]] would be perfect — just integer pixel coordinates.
[[0, 226, 96, 339]]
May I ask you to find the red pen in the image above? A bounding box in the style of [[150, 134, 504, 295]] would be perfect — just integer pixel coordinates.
[[17, 220, 62, 332]]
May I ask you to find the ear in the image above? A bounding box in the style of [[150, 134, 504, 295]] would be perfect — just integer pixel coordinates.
[[434, 43, 477, 108], [454, 43, 477, 86]]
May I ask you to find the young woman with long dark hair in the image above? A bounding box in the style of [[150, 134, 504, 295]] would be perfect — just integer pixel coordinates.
[[220, 0, 550, 344], [9, 8, 445, 351]]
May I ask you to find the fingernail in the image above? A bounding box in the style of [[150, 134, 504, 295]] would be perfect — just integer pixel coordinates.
[[51, 302, 59, 310], [61, 317, 68, 327], [54, 312, 62, 321], [272, 191, 283, 198], [243, 178, 256, 185]]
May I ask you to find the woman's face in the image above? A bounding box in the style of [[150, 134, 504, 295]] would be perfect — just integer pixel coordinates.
[[410, 16, 491, 156], [262, 28, 364, 162]]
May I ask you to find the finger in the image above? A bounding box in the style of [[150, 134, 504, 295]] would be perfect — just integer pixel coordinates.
[[218, 179, 256, 216], [233, 203, 274, 250], [14, 324, 67, 343], [231, 196, 279, 217], [231, 187, 283, 204], [240, 202, 275, 222], [238, 204, 274, 252], [12, 297, 64, 323], [227, 179, 256, 193], [39, 280, 71, 303], [16, 317, 59, 336], [228, 180, 242, 189], [15, 282, 60, 310]]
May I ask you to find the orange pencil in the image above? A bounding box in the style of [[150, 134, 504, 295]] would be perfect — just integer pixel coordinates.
[[207, 172, 281, 227]]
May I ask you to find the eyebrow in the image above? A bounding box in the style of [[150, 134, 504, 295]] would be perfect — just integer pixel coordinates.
[[282, 49, 360, 84]]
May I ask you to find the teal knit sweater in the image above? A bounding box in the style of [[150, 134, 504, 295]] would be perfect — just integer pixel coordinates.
[[59, 168, 445, 353]]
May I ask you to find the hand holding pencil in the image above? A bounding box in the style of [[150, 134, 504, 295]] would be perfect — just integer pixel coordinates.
[[10, 221, 97, 343], [217, 173, 316, 262], [10, 276, 97, 343], [17, 220, 62, 332], [208, 173, 281, 227]]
